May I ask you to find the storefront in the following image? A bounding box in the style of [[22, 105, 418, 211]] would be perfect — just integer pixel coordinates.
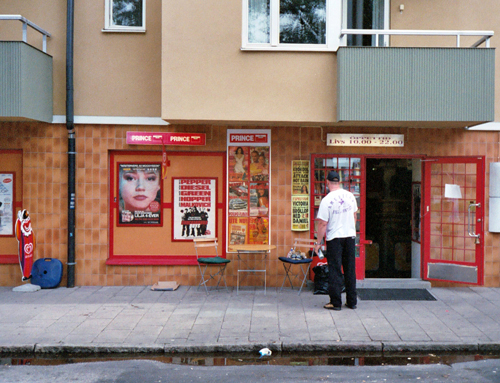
[[0, 124, 495, 287]]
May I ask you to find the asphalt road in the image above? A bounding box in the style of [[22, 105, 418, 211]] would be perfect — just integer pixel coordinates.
[[1, 359, 499, 383]]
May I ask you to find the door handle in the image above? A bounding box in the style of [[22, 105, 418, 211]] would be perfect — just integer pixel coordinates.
[[468, 202, 481, 244]]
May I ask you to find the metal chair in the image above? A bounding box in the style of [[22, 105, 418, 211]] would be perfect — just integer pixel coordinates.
[[193, 238, 230, 294], [279, 238, 316, 295]]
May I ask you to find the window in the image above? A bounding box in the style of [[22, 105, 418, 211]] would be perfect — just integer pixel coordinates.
[[243, 0, 341, 51], [343, 0, 389, 46], [104, 0, 146, 32]]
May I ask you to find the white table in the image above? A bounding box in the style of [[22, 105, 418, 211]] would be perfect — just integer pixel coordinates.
[[229, 244, 276, 295]]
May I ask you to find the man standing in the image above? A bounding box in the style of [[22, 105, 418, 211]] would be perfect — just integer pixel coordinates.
[[314, 171, 358, 311]]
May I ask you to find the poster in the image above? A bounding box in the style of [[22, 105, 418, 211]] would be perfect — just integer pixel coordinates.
[[228, 217, 248, 245], [0, 173, 14, 236], [248, 216, 269, 244], [173, 178, 216, 240], [227, 129, 271, 247], [292, 160, 310, 195], [118, 164, 161, 225], [291, 195, 309, 231], [249, 182, 269, 217]]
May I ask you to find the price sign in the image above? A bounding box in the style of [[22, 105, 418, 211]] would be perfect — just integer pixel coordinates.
[[327, 134, 404, 147]]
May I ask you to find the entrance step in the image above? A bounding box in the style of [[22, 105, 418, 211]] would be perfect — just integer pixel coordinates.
[[357, 278, 432, 289]]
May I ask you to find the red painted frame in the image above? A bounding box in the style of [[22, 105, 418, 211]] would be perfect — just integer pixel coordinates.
[[0, 149, 23, 264], [422, 156, 485, 285], [107, 150, 226, 266]]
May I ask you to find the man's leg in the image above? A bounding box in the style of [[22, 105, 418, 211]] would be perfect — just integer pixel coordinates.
[[342, 236, 357, 307], [326, 239, 343, 308]]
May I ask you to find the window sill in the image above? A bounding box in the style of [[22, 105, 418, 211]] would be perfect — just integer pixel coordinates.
[[241, 45, 338, 52], [102, 28, 146, 33]]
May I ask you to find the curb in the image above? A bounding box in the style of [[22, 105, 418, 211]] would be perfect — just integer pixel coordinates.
[[2, 341, 500, 357]]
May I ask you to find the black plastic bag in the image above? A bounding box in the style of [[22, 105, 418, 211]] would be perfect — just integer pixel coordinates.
[[312, 263, 346, 295], [313, 264, 329, 295]]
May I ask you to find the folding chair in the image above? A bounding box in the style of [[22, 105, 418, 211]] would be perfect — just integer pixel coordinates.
[[193, 238, 230, 294], [279, 238, 316, 295]]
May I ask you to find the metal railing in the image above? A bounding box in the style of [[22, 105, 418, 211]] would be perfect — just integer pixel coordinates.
[[0, 14, 51, 53], [340, 29, 494, 48]]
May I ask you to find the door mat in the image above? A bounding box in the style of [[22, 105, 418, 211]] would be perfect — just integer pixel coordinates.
[[151, 281, 179, 291], [357, 288, 437, 301]]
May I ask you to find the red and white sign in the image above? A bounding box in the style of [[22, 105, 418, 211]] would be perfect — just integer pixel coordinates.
[[126, 132, 206, 146], [227, 130, 270, 146]]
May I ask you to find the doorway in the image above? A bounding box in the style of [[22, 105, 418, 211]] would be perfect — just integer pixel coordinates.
[[365, 158, 413, 278]]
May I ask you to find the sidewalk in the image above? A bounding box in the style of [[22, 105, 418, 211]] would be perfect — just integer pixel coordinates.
[[1, 285, 500, 356]]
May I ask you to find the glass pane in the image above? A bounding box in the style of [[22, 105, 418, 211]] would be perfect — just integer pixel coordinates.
[[113, 0, 143, 27], [248, 0, 270, 43], [347, 0, 386, 46], [429, 160, 478, 264], [279, 0, 326, 44]]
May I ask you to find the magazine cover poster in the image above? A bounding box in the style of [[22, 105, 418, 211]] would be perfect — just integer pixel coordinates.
[[173, 178, 216, 240], [228, 217, 248, 245], [249, 147, 269, 182], [292, 160, 310, 195], [291, 195, 310, 231], [249, 182, 269, 217], [118, 164, 162, 225], [248, 216, 269, 244], [228, 146, 248, 182], [0, 173, 14, 236]]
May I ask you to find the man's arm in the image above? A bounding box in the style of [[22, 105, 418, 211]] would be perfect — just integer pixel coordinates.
[[314, 219, 328, 254]]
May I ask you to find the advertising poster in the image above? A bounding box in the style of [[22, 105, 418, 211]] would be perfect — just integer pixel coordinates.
[[292, 160, 310, 195], [0, 173, 14, 236], [249, 182, 269, 217], [228, 146, 249, 182], [228, 217, 248, 245], [248, 216, 269, 244], [173, 178, 216, 240], [118, 164, 162, 225], [249, 147, 269, 182], [291, 195, 310, 231], [227, 129, 271, 248]]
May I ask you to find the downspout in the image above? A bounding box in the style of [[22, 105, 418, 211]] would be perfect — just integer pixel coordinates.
[[66, 0, 76, 288]]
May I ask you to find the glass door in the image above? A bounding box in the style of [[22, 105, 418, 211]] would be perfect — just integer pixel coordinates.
[[310, 155, 367, 279], [422, 157, 484, 285]]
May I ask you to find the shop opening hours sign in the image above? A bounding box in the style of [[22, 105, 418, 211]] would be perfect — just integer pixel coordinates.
[[327, 134, 404, 147]]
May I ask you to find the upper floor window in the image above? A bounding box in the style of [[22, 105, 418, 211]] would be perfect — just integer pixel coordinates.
[[343, 0, 389, 46], [243, 0, 342, 51], [104, 0, 146, 32]]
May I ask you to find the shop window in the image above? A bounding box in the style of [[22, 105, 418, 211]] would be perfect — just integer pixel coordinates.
[[104, 0, 146, 32]]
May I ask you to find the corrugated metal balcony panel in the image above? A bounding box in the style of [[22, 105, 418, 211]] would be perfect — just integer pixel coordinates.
[[0, 41, 53, 123], [337, 47, 495, 123]]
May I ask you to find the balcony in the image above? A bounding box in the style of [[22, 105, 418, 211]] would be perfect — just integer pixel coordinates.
[[337, 30, 495, 126], [0, 15, 52, 123]]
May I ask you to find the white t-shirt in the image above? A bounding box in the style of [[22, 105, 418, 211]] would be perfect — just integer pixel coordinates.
[[316, 188, 357, 240]]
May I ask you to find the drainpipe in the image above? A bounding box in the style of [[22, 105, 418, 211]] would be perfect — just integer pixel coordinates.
[[66, 0, 76, 288]]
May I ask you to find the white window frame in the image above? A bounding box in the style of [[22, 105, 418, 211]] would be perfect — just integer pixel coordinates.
[[242, 0, 342, 52], [103, 0, 146, 33]]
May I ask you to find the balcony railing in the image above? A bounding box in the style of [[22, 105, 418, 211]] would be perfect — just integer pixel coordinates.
[[0, 14, 51, 52], [340, 29, 494, 48]]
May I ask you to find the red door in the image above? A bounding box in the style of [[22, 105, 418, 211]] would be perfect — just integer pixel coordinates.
[[422, 157, 484, 285]]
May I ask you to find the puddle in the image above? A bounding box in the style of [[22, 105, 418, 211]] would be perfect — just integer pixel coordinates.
[[1, 353, 499, 367]]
